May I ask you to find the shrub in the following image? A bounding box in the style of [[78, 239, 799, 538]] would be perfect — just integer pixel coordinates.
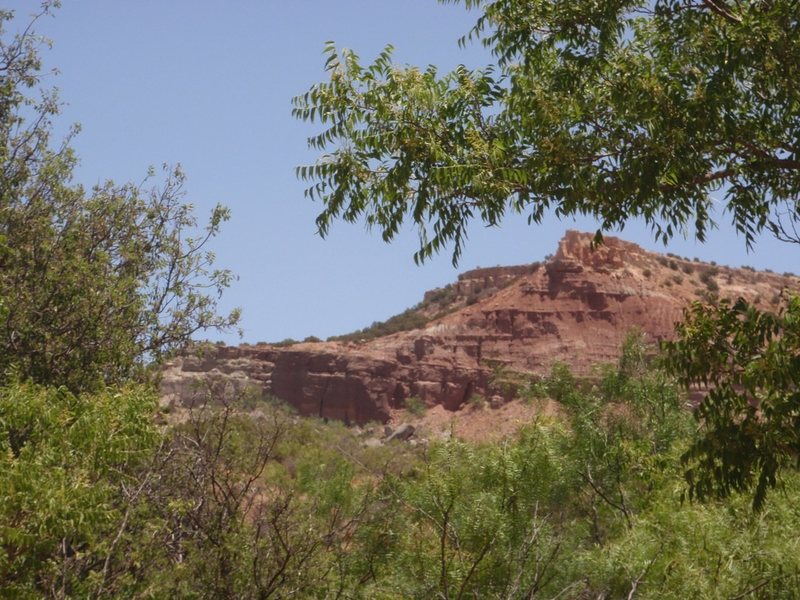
[[521, 376, 548, 402], [404, 396, 426, 416], [329, 307, 429, 342], [427, 286, 454, 304], [699, 268, 719, 292], [0, 383, 159, 597], [546, 362, 578, 403], [467, 393, 486, 409]]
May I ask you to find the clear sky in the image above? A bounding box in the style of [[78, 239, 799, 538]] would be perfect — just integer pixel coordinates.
[[9, 0, 797, 344]]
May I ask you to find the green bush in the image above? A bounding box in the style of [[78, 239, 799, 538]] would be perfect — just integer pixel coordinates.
[[468, 393, 486, 409], [699, 269, 720, 292], [0, 9, 238, 393], [546, 361, 579, 403], [404, 396, 427, 416], [329, 307, 429, 342], [0, 382, 159, 597]]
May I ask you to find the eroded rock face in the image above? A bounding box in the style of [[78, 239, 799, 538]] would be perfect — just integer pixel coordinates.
[[161, 231, 799, 423]]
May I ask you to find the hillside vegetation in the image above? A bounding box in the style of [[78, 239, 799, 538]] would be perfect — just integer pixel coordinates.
[[5, 335, 800, 598]]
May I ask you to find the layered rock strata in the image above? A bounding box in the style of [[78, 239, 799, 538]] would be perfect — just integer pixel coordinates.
[[161, 231, 798, 424]]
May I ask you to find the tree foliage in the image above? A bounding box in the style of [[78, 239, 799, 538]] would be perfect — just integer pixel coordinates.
[[295, 0, 799, 263], [4, 340, 800, 597], [0, 382, 159, 598], [664, 297, 800, 510], [0, 4, 239, 392]]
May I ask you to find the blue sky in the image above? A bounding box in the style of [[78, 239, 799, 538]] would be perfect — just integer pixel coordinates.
[[10, 0, 797, 344]]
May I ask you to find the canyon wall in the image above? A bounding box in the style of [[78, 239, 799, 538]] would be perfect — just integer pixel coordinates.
[[161, 231, 798, 423]]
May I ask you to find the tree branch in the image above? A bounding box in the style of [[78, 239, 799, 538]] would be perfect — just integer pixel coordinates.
[[701, 0, 742, 23]]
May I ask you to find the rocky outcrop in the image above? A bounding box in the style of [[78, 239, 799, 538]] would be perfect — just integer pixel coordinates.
[[161, 231, 799, 424], [160, 340, 490, 424]]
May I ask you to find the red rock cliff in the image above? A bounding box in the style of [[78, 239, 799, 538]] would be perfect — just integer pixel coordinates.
[[160, 231, 798, 423]]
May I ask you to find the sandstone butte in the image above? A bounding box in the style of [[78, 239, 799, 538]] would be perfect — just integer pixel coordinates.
[[160, 230, 799, 425]]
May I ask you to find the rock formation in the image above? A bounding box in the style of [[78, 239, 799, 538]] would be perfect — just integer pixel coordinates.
[[160, 231, 799, 424]]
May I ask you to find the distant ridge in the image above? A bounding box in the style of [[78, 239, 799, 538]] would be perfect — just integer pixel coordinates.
[[161, 231, 800, 424]]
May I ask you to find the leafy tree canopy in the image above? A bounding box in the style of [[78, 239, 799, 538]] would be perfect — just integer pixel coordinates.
[[664, 296, 800, 510], [0, 4, 239, 392], [295, 0, 799, 264]]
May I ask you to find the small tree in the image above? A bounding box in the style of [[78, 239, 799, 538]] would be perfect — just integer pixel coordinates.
[[0, 4, 239, 392], [664, 297, 800, 510], [0, 382, 160, 597]]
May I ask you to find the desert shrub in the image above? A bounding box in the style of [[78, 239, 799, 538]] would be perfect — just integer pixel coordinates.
[[0, 382, 160, 598], [468, 393, 486, 409], [404, 396, 426, 416], [329, 307, 429, 342], [371, 432, 570, 598], [699, 269, 720, 292], [546, 362, 579, 404], [427, 285, 454, 304], [520, 375, 549, 402]]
